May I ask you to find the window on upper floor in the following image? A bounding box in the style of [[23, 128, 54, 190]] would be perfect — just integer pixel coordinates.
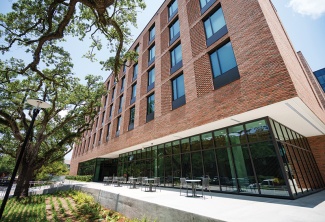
[[123, 61, 126, 73], [93, 133, 96, 147], [168, 0, 178, 19], [133, 63, 138, 81], [111, 87, 115, 102], [128, 106, 135, 131], [98, 129, 102, 145], [210, 41, 239, 89], [146, 93, 155, 122], [147, 67, 155, 92], [106, 123, 111, 141], [104, 95, 108, 108], [169, 19, 180, 45], [149, 25, 155, 43], [120, 76, 125, 93], [101, 111, 105, 125], [148, 44, 155, 66], [107, 81, 110, 90], [118, 94, 124, 114], [135, 44, 139, 59], [131, 83, 137, 105], [172, 73, 186, 109], [200, 0, 216, 13], [204, 7, 227, 47], [116, 116, 122, 137], [170, 44, 182, 74], [109, 104, 113, 119]]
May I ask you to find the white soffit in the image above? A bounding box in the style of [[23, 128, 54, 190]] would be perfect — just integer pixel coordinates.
[[100, 97, 325, 158]]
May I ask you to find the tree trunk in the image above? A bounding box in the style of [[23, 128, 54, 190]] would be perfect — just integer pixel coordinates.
[[13, 161, 35, 198]]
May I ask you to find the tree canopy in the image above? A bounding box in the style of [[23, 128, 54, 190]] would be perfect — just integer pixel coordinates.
[[0, 0, 145, 197]]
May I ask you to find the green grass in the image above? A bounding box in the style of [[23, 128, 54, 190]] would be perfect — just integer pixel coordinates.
[[0, 190, 156, 222]]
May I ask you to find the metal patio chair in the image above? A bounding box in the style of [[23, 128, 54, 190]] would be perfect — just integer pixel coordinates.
[[180, 178, 189, 196], [154, 177, 161, 192], [201, 177, 212, 199], [141, 177, 148, 191]]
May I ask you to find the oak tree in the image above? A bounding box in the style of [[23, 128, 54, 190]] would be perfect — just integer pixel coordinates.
[[0, 0, 145, 197]]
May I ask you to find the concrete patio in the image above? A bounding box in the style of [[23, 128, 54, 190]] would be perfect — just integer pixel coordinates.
[[46, 180, 325, 222]]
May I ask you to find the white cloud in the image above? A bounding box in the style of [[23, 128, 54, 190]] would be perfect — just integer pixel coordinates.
[[288, 0, 325, 19]]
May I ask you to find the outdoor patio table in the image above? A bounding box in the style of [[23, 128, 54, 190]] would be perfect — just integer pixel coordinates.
[[185, 179, 201, 197], [144, 178, 156, 192], [114, 177, 123, 187], [129, 177, 138, 189]]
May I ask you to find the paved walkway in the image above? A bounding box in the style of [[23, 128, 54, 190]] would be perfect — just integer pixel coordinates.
[[65, 180, 325, 222]]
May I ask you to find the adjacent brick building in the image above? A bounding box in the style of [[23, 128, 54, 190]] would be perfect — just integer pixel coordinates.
[[70, 0, 325, 199]]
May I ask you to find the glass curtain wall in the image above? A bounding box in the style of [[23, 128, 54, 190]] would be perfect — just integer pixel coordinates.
[[117, 117, 323, 198], [269, 119, 324, 197]]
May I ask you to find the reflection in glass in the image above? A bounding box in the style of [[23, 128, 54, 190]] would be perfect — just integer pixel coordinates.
[[216, 147, 236, 192], [191, 152, 203, 179], [214, 129, 229, 147], [250, 142, 289, 196], [190, 135, 201, 151], [181, 153, 191, 178], [201, 132, 214, 149]]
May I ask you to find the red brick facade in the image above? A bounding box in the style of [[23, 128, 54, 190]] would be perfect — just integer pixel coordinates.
[[308, 136, 325, 183], [70, 0, 325, 176]]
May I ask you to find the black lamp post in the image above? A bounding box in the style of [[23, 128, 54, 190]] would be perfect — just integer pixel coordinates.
[[0, 99, 50, 220]]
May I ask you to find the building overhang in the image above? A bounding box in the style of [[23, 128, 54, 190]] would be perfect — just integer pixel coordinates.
[[99, 97, 325, 158]]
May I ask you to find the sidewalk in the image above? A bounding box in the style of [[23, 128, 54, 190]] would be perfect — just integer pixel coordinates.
[[65, 180, 325, 222]]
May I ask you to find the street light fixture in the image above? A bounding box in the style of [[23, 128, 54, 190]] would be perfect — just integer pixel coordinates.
[[0, 99, 50, 220]]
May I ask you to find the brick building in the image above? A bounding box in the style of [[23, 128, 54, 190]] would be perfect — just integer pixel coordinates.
[[70, 0, 325, 199]]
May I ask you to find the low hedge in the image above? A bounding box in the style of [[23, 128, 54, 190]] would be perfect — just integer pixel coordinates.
[[65, 175, 93, 182]]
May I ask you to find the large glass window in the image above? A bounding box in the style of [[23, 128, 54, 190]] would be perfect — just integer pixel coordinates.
[[149, 25, 155, 42], [118, 95, 123, 113], [116, 116, 122, 136], [149, 45, 155, 65], [129, 106, 135, 131], [204, 8, 226, 40], [169, 19, 180, 44], [172, 74, 185, 109], [200, 0, 213, 8], [147, 94, 155, 115], [133, 63, 138, 81], [109, 104, 113, 119], [120, 76, 125, 93], [131, 83, 136, 104], [106, 123, 110, 141], [172, 74, 185, 101], [146, 93, 155, 122], [117, 117, 321, 199], [168, 0, 178, 19], [170, 44, 182, 73], [111, 87, 115, 101], [210, 42, 237, 78], [210, 41, 239, 89], [148, 67, 155, 91]]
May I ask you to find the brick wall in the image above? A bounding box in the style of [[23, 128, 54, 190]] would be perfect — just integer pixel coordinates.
[[69, 0, 324, 175], [308, 135, 325, 184]]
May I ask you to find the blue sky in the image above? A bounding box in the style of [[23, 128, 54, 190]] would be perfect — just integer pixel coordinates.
[[1, 0, 324, 160], [1, 0, 324, 82]]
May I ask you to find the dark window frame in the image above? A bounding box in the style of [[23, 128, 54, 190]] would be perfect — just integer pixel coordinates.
[[128, 106, 135, 131], [148, 44, 155, 66], [209, 41, 239, 89], [147, 67, 155, 92], [204, 7, 228, 47], [200, 0, 216, 14], [169, 18, 180, 45], [130, 83, 137, 105], [172, 73, 186, 110], [170, 43, 183, 74], [168, 0, 178, 21]]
